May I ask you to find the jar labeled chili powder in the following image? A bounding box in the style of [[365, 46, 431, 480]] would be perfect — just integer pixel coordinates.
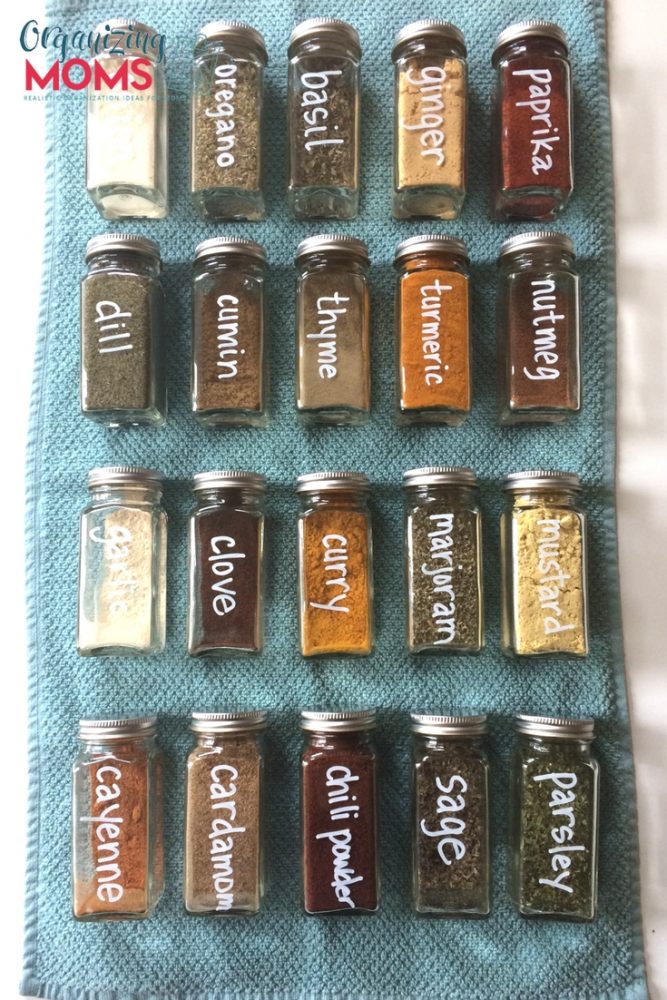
[[297, 472, 373, 656], [301, 710, 379, 914], [498, 232, 581, 424], [395, 235, 471, 425], [492, 22, 573, 221]]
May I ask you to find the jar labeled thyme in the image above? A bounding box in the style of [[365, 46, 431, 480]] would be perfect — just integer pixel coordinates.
[[288, 19, 361, 219], [296, 236, 370, 425], [509, 715, 599, 921], [404, 468, 483, 653], [191, 21, 268, 220], [81, 235, 166, 427]]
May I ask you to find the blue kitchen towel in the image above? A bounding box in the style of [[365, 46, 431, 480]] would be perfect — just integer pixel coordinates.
[[21, 0, 648, 997]]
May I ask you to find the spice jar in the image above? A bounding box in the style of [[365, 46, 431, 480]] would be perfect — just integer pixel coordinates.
[[392, 21, 467, 220], [404, 467, 483, 653], [86, 20, 168, 219], [287, 19, 361, 219], [301, 710, 379, 914], [394, 235, 471, 425], [187, 471, 266, 656], [81, 234, 166, 427], [295, 235, 370, 425], [500, 471, 588, 656], [77, 467, 167, 656], [509, 715, 599, 921], [497, 232, 581, 424], [411, 714, 490, 916], [492, 21, 573, 221], [184, 711, 267, 915], [192, 238, 267, 427], [72, 716, 163, 920], [191, 21, 268, 220], [297, 472, 373, 656]]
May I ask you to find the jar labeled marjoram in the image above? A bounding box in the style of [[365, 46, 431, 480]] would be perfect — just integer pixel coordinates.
[[500, 471, 588, 656], [392, 21, 467, 220], [72, 716, 163, 920], [77, 467, 167, 655]]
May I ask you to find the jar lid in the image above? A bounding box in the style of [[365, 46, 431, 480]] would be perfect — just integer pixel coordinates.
[[194, 237, 266, 263], [195, 21, 268, 63], [515, 715, 595, 741], [79, 716, 158, 741], [411, 713, 487, 736], [301, 709, 376, 733], [88, 466, 163, 488], [85, 233, 160, 263], [494, 20, 567, 56], [191, 710, 268, 734], [193, 470, 267, 492], [404, 466, 476, 488], [295, 234, 369, 265], [288, 18, 361, 58], [499, 231, 575, 259], [90, 20, 162, 58], [503, 470, 581, 493], [296, 471, 370, 493], [392, 20, 466, 61], [394, 234, 468, 265]]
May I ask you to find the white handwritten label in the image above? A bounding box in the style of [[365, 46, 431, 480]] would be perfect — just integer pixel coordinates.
[[420, 773, 468, 865], [533, 771, 585, 894], [205, 63, 238, 169], [522, 278, 563, 382], [208, 535, 246, 617], [208, 763, 246, 911], [309, 533, 351, 613], [306, 292, 350, 379], [94, 300, 134, 355], [300, 70, 344, 151], [419, 280, 453, 387], [536, 518, 575, 637], [315, 764, 363, 908], [419, 512, 456, 644], [80, 761, 125, 903], [400, 65, 447, 166], [214, 294, 243, 380], [88, 524, 136, 616], [512, 68, 560, 176]]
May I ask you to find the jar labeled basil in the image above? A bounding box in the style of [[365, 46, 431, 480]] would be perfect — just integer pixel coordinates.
[[509, 715, 599, 921], [404, 468, 483, 653], [192, 238, 267, 426], [288, 19, 361, 219], [296, 236, 370, 425], [411, 714, 490, 916], [191, 22, 268, 220], [81, 235, 166, 427], [498, 232, 580, 424]]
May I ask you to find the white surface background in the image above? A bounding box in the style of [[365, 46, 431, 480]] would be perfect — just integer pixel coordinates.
[[1, 1, 665, 996]]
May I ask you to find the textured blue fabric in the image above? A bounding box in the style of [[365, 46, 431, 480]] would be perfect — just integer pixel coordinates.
[[21, 0, 647, 997]]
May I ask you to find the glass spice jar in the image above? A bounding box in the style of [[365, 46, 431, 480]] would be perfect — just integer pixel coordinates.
[[295, 235, 371, 425], [287, 19, 361, 219], [509, 715, 599, 921], [192, 238, 267, 427], [81, 234, 166, 427], [492, 21, 573, 221], [297, 472, 374, 657], [403, 467, 483, 653], [86, 20, 168, 219], [392, 21, 468, 220], [77, 467, 167, 656], [411, 714, 490, 916], [301, 710, 379, 915], [394, 235, 471, 425], [497, 232, 581, 424], [500, 471, 588, 656], [72, 716, 163, 921], [187, 471, 266, 656], [184, 711, 267, 915], [191, 21, 268, 221]]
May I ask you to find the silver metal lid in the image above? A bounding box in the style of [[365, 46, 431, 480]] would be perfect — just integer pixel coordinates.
[[194, 237, 266, 263], [296, 471, 370, 493], [191, 711, 268, 734], [85, 233, 160, 263], [404, 466, 477, 488], [503, 470, 581, 492], [79, 716, 158, 741], [91, 20, 162, 58], [411, 714, 487, 737], [499, 231, 575, 259], [494, 20, 567, 55], [88, 466, 163, 488], [195, 21, 268, 62], [193, 470, 266, 492], [394, 234, 468, 265], [288, 18, 361, 58], [392, 20, 466, 61], [515, 715, 595, 741], [301, 710, 376, 733], [295, 234, 369, 264]]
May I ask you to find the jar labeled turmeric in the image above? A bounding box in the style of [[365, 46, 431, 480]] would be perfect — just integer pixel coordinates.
[[297, 472, 373, 656]]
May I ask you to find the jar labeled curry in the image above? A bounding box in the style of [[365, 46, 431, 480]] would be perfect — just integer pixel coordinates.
[[500, 471, 588, 656], [296, 236, 370, 425], [497, 232, 581, 424], [509, 715, 599, 921], [297, 472, 373, 656], [404, 468, 483, 653], [395, 236, 471, 425], [392, 21, 467, 220]]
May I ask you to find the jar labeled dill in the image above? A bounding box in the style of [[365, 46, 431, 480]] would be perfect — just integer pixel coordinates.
[[191, 21, 268, 221], [288, 19, 361, 219], [411, 714, 490, 916], [509, 715, 599, 921]]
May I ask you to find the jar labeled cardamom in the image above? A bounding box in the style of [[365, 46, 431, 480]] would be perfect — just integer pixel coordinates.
[[187, 472, 266, 656], [404, 468, 483, 653], [395, 236, 471, 425], [492, 22, 573, 221], [500, 471, 588, 656], [288, 19, 361, 219], [192, 238, 267, 426], [81, 235, 166, 427], [191, 22, 267, 220], [497, 232, 581, 424], [72, 717, 163, 920], [301, 710, 379, 914], [392, 21, 467, 220], [77, 467, 167, 656], [296, 236, 371, 425], [509, 715, 599, 921], [411, 714, 490, 916], [184, 711, 267, 915], [86, 21, 168, 219], [297, 473, 373, 656]]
